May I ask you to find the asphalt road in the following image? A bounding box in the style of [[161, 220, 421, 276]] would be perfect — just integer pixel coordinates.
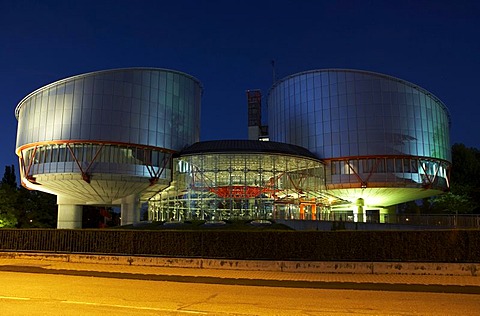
[[1, 270, 480, 315]]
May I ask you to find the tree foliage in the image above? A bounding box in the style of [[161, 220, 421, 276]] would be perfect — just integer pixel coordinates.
[[451, 143, 480, 187], [1, 165, 17, 188], [0, 165, 57, 228], [428, 143, 480, 214], [0, 165, 19, 227], [0, 185, 18, 228], [431, 192, 474, 214]]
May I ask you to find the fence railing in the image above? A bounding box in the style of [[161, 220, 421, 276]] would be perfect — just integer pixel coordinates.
[[1, 229, 480, 262], [323, 213, 480, 229], [390, 214, 480, 228]]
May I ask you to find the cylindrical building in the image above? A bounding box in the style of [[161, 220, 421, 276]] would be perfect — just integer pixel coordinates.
[[268, 69, 451, 222], [15, 68, 202, 228]]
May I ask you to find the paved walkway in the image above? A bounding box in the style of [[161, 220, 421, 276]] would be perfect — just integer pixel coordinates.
[[1, 257, 480, 294]]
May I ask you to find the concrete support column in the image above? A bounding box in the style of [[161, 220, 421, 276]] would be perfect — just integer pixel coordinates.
[[355, 198, 365, 223], [121, 193, 140, 226], [57, 196, 83, 229]]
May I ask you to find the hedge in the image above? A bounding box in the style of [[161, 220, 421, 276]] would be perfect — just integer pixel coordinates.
[[0, 229, 479, 262]]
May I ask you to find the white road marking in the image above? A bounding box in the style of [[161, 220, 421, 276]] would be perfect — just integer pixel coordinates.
[[0, 296, 31, 300], [61, 300, 209, 314]]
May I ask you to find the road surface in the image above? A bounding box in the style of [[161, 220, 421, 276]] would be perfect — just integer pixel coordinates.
[[1, 270, 480, 315]]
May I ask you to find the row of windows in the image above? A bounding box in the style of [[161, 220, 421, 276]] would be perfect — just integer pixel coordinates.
[[171, 154, 325, 190], [176, 154, 323, 174], [329, 157, 449, 178], [149, 197, 275, 222], [28, 162, 168, 178], [22, 143, 172, 177], [181, 169, 323, 191]]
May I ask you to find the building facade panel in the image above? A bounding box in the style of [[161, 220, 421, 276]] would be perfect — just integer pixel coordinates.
[[16, 68, 202, 152], [268, 69, 451, 162]]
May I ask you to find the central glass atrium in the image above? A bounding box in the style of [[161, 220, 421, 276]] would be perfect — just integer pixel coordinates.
[[149, 148, 329, 221]]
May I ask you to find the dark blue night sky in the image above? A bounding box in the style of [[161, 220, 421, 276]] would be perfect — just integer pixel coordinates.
[[1, 0, 479, 171]]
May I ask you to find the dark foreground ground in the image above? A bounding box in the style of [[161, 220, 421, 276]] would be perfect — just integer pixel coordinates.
[[1, 258, 480, 315]]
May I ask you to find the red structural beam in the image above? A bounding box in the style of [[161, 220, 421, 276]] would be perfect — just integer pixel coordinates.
[[209, 186, 270, 199]]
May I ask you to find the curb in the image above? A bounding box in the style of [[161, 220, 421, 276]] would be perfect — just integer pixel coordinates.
[[1, 251, 479, 276]]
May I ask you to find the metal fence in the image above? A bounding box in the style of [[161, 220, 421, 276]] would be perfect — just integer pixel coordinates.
[[287, 213, 480, 230], [390, 214, 480, 228], [1, 228, 480, 262]]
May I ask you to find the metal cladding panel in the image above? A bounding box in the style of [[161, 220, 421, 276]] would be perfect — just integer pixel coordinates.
[[15, 68, 202, 152], [267, 69, 451, 162]]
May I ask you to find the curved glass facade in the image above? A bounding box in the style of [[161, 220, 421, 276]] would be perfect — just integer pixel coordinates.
[[149, 152, 327, 221], [15, 68, 202, 205], [267, 69, 451, 162], [16, 68, 202, 151]]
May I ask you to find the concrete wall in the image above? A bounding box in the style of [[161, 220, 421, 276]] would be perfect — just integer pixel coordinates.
[[1, 252, 478, 276]]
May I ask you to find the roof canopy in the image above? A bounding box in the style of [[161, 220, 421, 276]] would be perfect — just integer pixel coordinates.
[[179, 140, 319, 160]]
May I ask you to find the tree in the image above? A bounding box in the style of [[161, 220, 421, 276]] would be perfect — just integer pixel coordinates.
[[0, 165, 19, 227], [449, 143, 480, 213], [0, 209, 17, 228], [431, 192, 474, 214], [451, 143, 480, 187], [15, 188, 57, 228], [1, 165, 17, 188], [0, 164, 57, 228]]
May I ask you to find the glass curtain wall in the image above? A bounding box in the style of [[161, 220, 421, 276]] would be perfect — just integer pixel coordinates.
[[21, 143, 171, 179], [149, 153, 326, 221], [327, 156, 450, 190]]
